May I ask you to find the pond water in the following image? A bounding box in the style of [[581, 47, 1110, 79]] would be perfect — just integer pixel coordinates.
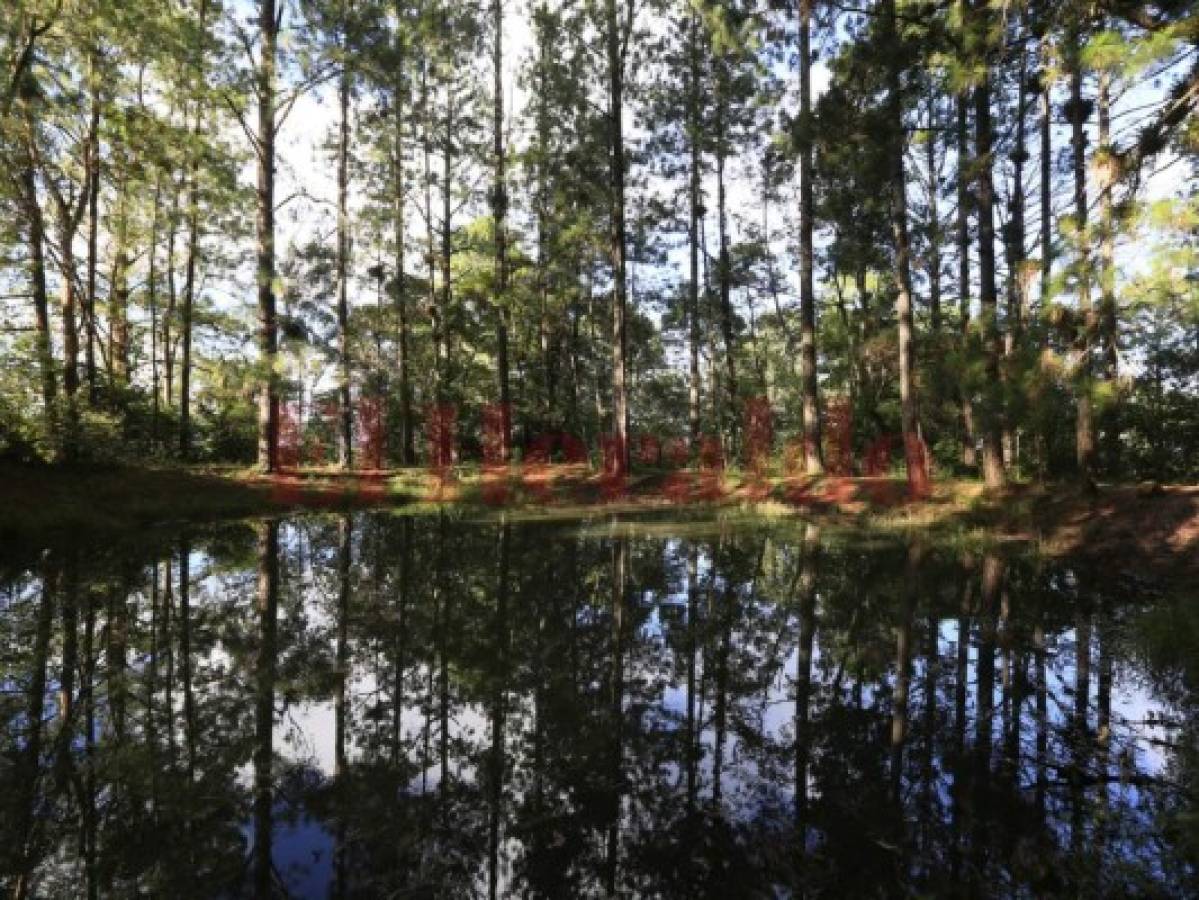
[[1, 511, 1196, 898]]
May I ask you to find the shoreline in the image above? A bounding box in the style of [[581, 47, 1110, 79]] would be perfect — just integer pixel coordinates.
[[2, 462, 1196, 588]]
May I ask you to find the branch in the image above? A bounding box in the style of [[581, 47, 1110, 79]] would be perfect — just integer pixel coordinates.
[[1116, 57, 1199, 185], [221, 90, 264, 161]]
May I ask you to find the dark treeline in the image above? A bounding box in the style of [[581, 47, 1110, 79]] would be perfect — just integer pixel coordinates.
[[0, 514, 1196, 895], [2, 0, 1197, 481]]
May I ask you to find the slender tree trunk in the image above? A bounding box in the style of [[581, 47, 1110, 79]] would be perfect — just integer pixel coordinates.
[[180, 0, 209, 460], [957, 92, 977, 469], [1003, 22, 1030, 472], [149, 177, 162, 447], [714, 59, 738, 454], [337, 40, 354, 468], [57, 223, 81, 456], [255, 0, 280, 473], [84, 60, 100, 403], [1068, 23, 1095, 484], [972, 0, 1007, 490], [440, 96, 454, 404], [17, 131, 57, 434], [492, 0, 513, 457], [798, 0, 824, 473], [109, 186, 131, 385], [926, 97, 943, 334], [883, 0, 922, 476], [1040, 38, 1053, 307], [687, 7, 702, 452], [605, 0, 630, 472], [1098, 70, 1119, 470], [421, 62, 442, 403], [165, 183, 179, 411], [1037, 33, 1053, 479], [392, 6, 414, 464]]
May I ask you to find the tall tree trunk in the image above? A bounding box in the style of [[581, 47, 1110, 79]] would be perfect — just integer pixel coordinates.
[[492, 0, 512, 457], [605, 0, 631, 472], [714, 57, 738, 454], [687, 6, 702, 452], [17, 129, 58, 435], [57, 221, 81, 457], [440, 94, 454, 404], [165, 183, 179, 411], [180, 0, 210, 460], [1068, 23, 1095, 484], [883, 0, 922, 477], [1098, 69, 1119, 469], [1037, 31, 1053, 478], [926, 96, 942, 334], [1039, 44, 1053, 304], [798, 0, 824, 473], [392, 5, 414, 464], [337, 39, 354, 469], [255, 0, 280, 473], [957, 92, 977, 469], [149, 176, 162, 447], [421, 62, 442, 403], [972, 0, 1007, 490], [1003, 20, 1030, 472], [84, 58, 100, 403], [109, 186, 131, 385]]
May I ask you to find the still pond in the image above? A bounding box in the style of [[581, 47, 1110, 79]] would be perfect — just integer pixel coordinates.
[[1, 511, 1196, 897]]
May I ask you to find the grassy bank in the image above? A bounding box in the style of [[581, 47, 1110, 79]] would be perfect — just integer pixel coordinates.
[[2, 462, 1196, 586]]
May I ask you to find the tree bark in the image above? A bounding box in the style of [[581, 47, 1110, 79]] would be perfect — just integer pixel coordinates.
[[1098, 69, 1119, 469], [1068, 22, 1095, 484], [337, 30, 353, 468], [883, 0, 922, 479], [714, 53, 738, 454], [16, 127, 58, 435], [605, 0, 630, 471], [108, 186, 131, 385], [798, 0, 824, 473], [972, 0, 1007, 490], [957, 91, 976, 470], [926, 96, 942, 334], [687, 6, 702, 452], [393, 4, 414, 464], [1003, 18, 1030, 472], [180, 0, 210, 460], [256, 0, 280, 472], [84, 63, 101, 404], [493, 0, 512, 457]]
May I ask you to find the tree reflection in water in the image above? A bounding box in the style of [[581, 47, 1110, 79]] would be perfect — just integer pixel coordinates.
[[1, 513, 1196, 897]]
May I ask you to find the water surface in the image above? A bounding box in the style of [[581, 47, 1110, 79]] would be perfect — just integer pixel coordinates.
[[1, 512, 1196, 897]]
